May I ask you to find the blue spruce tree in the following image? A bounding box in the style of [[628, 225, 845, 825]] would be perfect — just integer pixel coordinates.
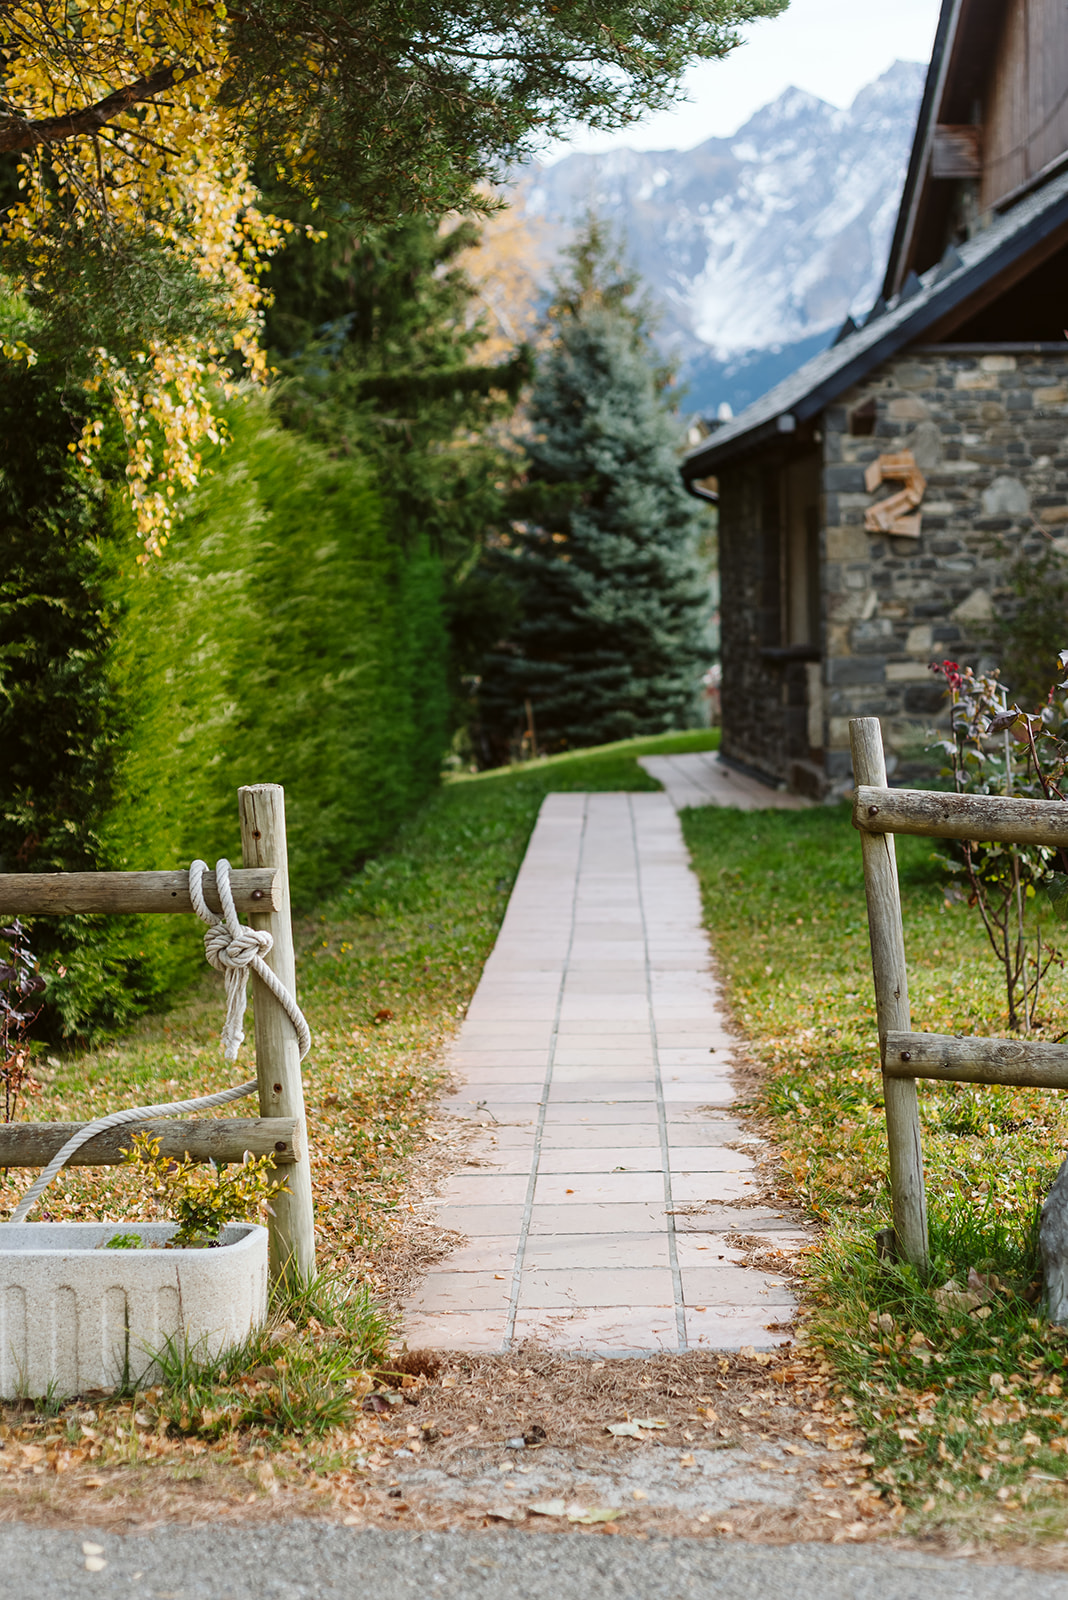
[[479, 223, 713, 757]]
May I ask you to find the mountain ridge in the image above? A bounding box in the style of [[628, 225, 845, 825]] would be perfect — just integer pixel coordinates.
[[524, 61, 926, 416]]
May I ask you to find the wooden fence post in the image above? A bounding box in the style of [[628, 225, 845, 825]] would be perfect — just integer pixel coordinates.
[[849, 718, 928, 1269], [239, 785, 316, 1284]]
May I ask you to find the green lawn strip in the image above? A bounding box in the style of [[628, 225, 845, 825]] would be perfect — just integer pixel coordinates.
[[682, 802, 1068, 1542], [0, 728, 716, 1458]]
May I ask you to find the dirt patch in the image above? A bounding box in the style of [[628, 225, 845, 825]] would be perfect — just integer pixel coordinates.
[[3, 1348, 1066, 1571], [0, 1348, 872, 1541]]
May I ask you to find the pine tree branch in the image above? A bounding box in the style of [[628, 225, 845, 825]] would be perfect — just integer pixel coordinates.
[[0, 65, 199, 154]]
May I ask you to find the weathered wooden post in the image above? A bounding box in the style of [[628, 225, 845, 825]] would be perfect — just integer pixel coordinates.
[[849, 717, 928, 1269], [239, 784, 316, 1283]]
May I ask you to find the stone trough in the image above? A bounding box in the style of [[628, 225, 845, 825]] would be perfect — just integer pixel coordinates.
[[0, 1221, 268, 1398]]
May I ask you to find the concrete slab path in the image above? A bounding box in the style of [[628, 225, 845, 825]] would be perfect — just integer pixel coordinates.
[[403, 791, 802, 1355], [638, 750, 812, 811]]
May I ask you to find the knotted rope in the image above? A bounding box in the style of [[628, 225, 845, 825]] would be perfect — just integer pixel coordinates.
[[188, 859, 310, 1063], [9, 859, 310, 1223]]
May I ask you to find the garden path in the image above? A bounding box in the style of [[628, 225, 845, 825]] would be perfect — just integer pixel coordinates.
[[403, 791, 804, 1355], [637, 750, 812, 811]]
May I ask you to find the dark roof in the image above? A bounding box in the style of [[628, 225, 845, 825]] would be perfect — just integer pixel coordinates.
[[680, 165, 1068, 480]]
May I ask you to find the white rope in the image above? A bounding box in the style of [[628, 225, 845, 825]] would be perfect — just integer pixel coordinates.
[[9, 858, 311, 1223], [8, 1079, 259, 1224], [188, 859, 311, 1063]]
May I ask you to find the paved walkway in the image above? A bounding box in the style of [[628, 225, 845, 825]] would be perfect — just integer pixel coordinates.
[[403, 792, 800, 1355], [638, 750, 812, 811]]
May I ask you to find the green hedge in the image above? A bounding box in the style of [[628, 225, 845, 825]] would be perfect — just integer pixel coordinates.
[[0, 378, 448, 1036]]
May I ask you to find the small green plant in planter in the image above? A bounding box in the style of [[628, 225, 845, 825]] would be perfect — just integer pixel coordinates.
[[123, 1132, 289, 1248]]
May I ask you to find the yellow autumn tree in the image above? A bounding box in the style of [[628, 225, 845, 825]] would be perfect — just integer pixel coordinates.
[[1, 0, 786, 549], [455, 193, 551, 364]]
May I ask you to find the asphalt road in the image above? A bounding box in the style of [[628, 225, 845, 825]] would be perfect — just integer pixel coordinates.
[[1, 1525, 1067, 1600]]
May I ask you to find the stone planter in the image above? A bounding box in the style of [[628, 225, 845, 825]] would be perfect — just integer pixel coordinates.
[[0, 1221, 268, 1398]]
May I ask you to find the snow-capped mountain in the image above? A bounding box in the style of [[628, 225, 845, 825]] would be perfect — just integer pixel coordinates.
[[525, 61, 926, 416]]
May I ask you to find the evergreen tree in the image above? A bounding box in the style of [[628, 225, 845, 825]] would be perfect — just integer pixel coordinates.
[[478, 225, 712, 758], [264, 211, 527, 559]]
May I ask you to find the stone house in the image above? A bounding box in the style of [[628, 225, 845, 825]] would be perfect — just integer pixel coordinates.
[[680, 0, 1068, 798]]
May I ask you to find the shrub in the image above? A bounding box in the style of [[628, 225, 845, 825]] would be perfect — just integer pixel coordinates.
[[0, 381, 449, 1036]]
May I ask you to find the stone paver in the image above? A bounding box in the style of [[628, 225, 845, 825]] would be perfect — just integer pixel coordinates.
[[638, 749, 812, 810], [403, 792, 802, 1355]]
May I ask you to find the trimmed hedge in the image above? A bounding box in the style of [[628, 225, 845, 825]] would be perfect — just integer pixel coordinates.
[[0, 379, 448, 1036]]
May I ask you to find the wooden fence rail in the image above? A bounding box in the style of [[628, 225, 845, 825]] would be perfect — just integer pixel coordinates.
[[851, 716, 1068, 1269], [0, 869, 279, 917], [0, 1118, 300, 1169], [854, 785, 1068, 847], [0, 786, 314, 1285], [883, 1032, 1068, 1089]]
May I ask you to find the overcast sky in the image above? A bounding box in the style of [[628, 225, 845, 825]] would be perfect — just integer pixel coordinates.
[[546, 0, 942, 159]]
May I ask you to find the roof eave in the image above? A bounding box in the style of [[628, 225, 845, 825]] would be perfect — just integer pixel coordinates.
[[680, 189, 1068, 479]]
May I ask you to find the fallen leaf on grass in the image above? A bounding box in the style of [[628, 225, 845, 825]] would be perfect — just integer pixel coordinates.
[[606, 1417, 668, 1437], [362, 1394, 393, 1414], [738, 1345, 774, 1366], [528, 1499, 623, 1524], [932, 1279, 981, 1315], [968, 1266, 1001, 1300], [487, 1505, 526, 1522]]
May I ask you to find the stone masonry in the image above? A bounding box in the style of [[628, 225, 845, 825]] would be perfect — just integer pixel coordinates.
[[717, 345, 1068, 797], [822, 345, 1068, 788]]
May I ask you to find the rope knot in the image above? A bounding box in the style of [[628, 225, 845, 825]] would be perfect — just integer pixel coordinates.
[[189, 857, 311, 1063], [202, 921, 273, 974]]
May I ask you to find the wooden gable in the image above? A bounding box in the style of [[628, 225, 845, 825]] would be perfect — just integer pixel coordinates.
[[886, 0, 1068, 296]]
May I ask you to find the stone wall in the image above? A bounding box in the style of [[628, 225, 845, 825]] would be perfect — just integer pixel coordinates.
[[821, 345, 1068, 791]]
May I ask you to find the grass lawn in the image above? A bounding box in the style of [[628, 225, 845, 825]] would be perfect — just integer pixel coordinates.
[[0, 730, 717, 1495], [12, 724, 1068, 1549], [683, 802, 1068, 1543]]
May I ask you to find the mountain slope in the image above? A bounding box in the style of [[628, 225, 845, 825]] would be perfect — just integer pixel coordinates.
[[526, 61, 925, 415]]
